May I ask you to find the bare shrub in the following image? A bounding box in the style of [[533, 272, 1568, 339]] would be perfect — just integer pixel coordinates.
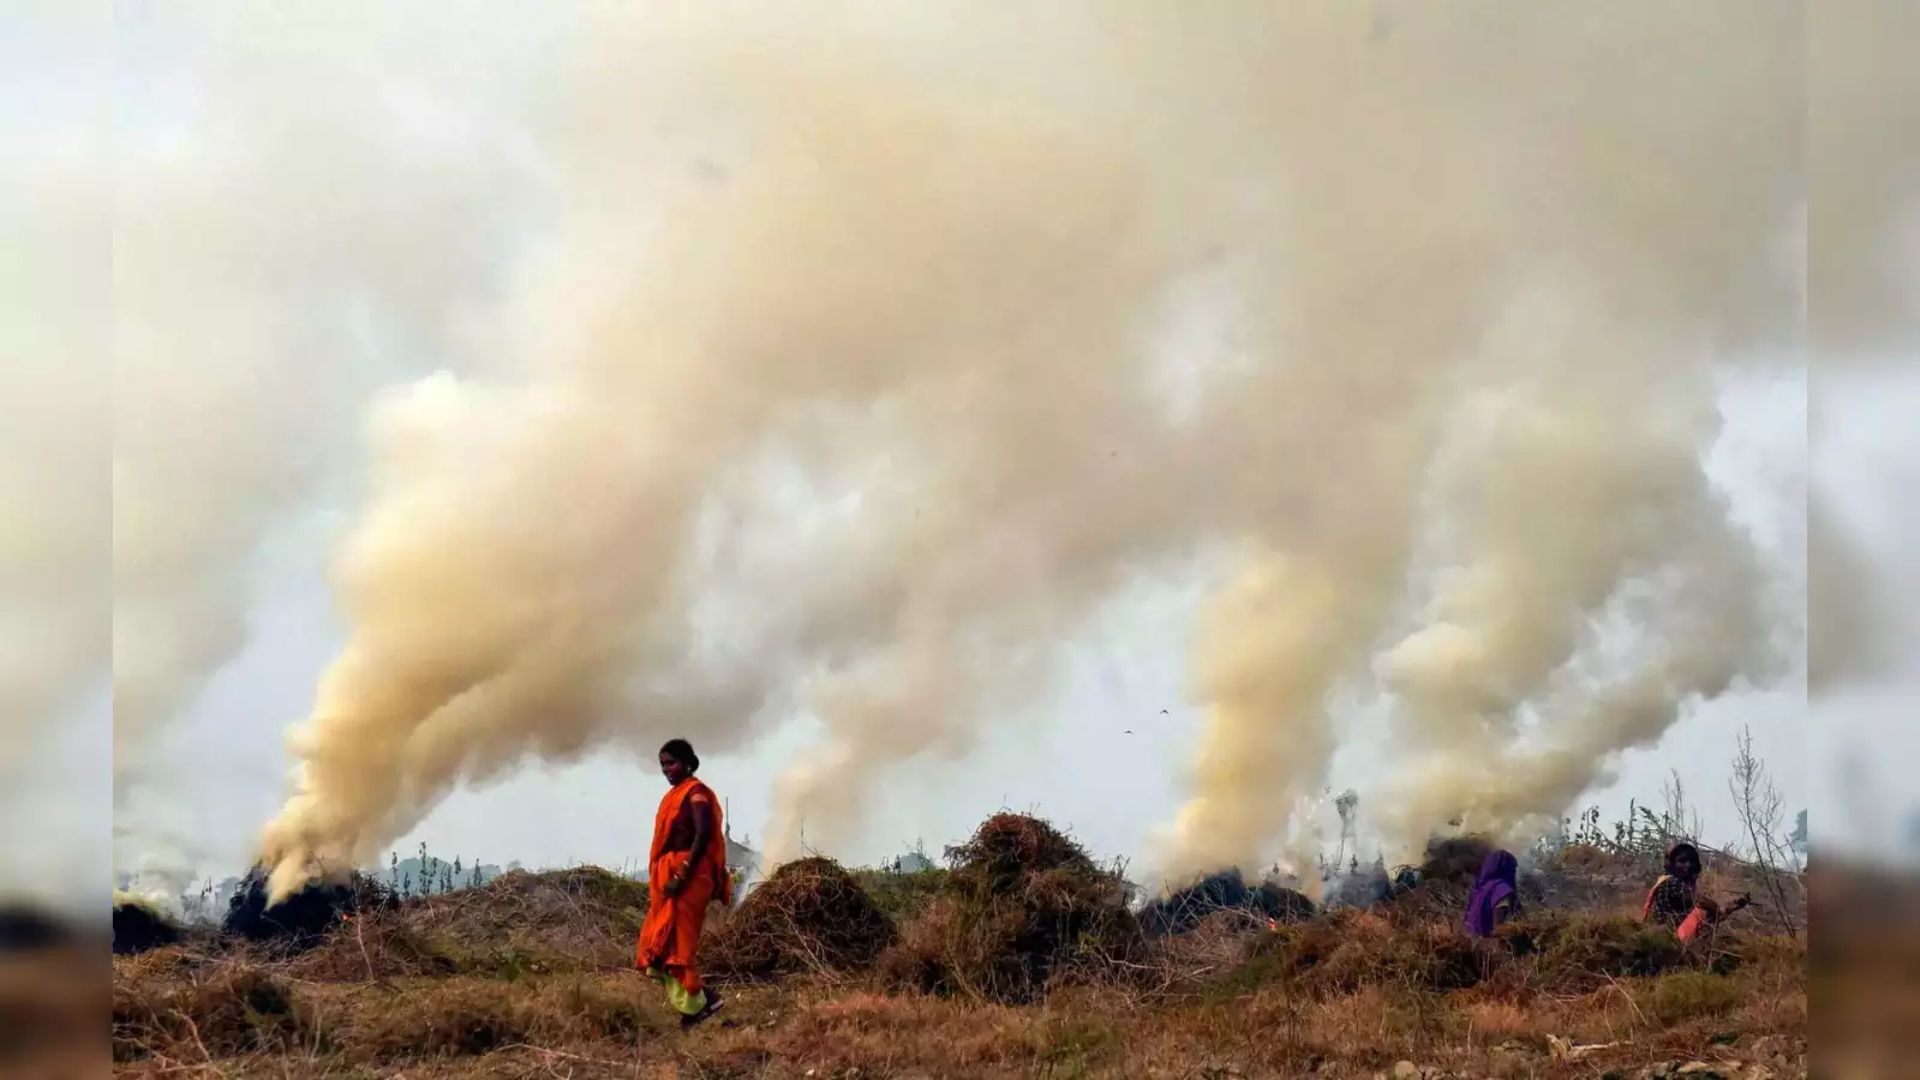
[[1728, 726, 1803, 934]]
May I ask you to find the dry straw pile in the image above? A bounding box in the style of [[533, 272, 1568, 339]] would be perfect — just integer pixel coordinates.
[[707, 856, 897, 977], [878, 813, 1141, 1003]]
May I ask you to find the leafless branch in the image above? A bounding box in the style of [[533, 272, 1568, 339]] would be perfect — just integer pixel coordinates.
[[1727, 725, 1801, 935]]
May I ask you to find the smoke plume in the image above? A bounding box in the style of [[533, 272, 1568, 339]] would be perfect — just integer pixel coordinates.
[[1, 2, 110, 909], [1807, 0, 1920, 695], [109, 3, 536, 884], [2, 219, 106, 763], [1811, 0, 1920, 360], [250, 3, 1801, 896]]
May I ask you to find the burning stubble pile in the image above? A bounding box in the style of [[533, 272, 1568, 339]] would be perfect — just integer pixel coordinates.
[[223, 867, 394, 945], [1419, 836, 1499, 888], [1138, 867, 1317, 936], [108, 868, 386, 960], [112, 897, 183, 956]]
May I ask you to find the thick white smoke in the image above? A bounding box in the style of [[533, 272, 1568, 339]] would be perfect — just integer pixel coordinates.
[[110, 3, 539, 883], [1807, 1, 1920, 861], [2, 223, 106, 769], [246, 3, 1802, 896], [1807, 0, 1920, 694], [0, 2, 111, 909]]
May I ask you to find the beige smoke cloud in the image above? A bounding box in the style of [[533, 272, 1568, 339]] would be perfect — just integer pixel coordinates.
[[1, 197, 107, 758], [1143, 2, 1797, 875], [1364, 317, 1773, 848], [263, 53, 1195, 891], [1373, 378, 1775, 850], [1808, 493, 1888, 693], [110, 3, 537, 884], [249, 3, 1802, 896], [1807, 0, 1920, 707], [0, 1, 111, 909], [1811, 0, 1920, 359]]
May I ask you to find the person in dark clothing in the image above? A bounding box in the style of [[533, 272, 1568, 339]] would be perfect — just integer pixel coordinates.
[[1463, 849, 1521, 938], [1642, 841, 1748, 941]]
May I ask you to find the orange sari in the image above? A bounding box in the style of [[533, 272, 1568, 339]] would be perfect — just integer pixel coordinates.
[[636, 777, 731, 995]]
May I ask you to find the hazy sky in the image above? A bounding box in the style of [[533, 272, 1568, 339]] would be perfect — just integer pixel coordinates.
[[109, 2, 1829, 887], [14, 5, 1918, 908]]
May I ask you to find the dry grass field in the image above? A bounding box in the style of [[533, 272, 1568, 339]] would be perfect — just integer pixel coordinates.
[[100, 817, 1811, 1079]]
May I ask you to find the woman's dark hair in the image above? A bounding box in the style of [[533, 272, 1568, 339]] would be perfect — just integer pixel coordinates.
[[659, 738, 699, 773], [1665, 841, 1701, 879]]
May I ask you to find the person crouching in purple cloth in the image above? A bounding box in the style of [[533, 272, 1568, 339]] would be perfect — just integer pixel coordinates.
[[1463, 849, 1521, 937]]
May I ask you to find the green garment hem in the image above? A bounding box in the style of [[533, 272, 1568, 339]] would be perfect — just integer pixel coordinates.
[[645, 965, 708, 1016]]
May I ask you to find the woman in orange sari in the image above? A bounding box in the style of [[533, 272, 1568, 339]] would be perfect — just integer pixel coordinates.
[[637, 738, 732, 1028]]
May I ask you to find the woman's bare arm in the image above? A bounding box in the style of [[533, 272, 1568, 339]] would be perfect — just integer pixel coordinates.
[[689, 795, 715, 864], [664, 796, 715, 896]]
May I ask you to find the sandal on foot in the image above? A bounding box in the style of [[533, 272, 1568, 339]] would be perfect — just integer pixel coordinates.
[[679, 993, 724, 1030]]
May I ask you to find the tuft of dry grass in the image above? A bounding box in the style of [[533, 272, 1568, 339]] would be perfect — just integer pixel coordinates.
[[329, 977, 653, 1057], [1461, 998, 1534, 1039], [755, 990, 1047, 1073], [114, 959, 321, 1062]]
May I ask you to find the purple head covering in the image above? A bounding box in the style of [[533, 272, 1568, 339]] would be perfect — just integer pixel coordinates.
[[1463, 848, 1519, 938]]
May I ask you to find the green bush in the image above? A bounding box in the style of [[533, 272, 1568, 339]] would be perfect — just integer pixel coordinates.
[[853, 867, 952, 921], [1505, 913, 1685, 990], [1645, 970, 1743, 1023]]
